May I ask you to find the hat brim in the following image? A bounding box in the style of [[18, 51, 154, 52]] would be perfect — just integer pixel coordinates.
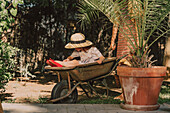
[[65, 40, 93, 49]]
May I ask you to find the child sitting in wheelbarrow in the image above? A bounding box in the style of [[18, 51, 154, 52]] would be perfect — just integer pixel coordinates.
[[46, 33, 105, 67]]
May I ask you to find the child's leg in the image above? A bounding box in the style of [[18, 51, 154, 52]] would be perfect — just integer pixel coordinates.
[[55, 60, 79, 67], [54, 60, 65, 65]]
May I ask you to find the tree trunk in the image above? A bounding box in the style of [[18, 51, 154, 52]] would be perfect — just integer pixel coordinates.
[[0, 101, 3, 113], [117, 17, 137, 58], [108, 24, 119, 57], [111, 17, 137, 87]]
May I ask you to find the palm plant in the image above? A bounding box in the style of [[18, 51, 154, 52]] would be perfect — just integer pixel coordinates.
[[77, 0, 170, 68]]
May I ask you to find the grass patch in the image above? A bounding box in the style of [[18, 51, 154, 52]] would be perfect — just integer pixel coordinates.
[[78, 84, 170, 104], [158, 84, 170, 104], [77, 96, 123, 104], [36, 96, 49, 104], [2, 99, 16, 103]]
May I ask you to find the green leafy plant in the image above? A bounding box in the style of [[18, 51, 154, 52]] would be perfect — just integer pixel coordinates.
[[0, 0, 24, 34], [158, 85, 170, 104], [78, 0, 170, 68], [0, 40, 18, 91], [0, 0, 23, 91]]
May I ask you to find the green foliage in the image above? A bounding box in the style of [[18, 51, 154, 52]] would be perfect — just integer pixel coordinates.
[[79, 0, 170, 68], [158, 85, 170, 104], [0, 40, 19, 91], [0, 0, 23, 34], [77, 1, 100, 31], [37, 96, 48, 104], [2, 98, 16, 103], [78, 0, 122, 29], [0, 0, 23, 91]]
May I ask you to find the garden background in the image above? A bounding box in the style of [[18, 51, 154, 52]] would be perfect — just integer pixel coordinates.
[[0, 0, 169, 104], [2, 0, 169, 74]]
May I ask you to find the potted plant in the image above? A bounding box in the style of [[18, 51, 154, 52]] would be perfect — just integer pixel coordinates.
[[77, 0, 169, 111]]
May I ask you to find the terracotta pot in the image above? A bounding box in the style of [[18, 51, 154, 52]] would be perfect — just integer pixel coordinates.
[[117, 66, 166, 111]]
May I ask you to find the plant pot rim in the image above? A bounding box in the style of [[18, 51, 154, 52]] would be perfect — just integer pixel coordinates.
[[117, 66, 167, 77], [117, 65, 166, 69]]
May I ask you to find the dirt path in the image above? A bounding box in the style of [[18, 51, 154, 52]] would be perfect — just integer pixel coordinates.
[[1, 74, 122, 103], [2, 80, 55, 103]]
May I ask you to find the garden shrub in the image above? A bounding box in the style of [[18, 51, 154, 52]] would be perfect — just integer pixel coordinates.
[[0, 40, 18, 92]]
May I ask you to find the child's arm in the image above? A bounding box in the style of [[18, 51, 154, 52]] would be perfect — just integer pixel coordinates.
[[96, 56, 105, 64], [63, 56, 74, 62]]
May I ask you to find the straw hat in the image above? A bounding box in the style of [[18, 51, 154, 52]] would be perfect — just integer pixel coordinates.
[[65, 33, 93, 49]]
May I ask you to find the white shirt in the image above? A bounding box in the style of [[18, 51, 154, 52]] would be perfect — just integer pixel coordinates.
[[71, 47, 103, 64]]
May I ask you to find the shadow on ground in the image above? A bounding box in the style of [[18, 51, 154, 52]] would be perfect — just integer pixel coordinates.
[[0, 70, 123, 104]]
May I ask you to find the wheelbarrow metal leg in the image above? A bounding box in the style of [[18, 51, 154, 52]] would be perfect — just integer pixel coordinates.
[[89, 81, 94, 95], [79, 84, 90, 98], [87, 82, 100, 97], [57, 72, 60, 82], [102, 78, 109, 98], [67, 72, 71, 91]]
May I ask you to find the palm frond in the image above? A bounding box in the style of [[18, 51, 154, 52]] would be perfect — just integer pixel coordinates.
[[77, 1, 100, 31], [79, 0, 170, 67], [144, 0, 170, 47], [83, 0, 124, 24]]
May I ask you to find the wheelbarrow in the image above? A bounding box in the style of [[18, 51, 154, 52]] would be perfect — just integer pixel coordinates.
[[45, 57, 119, 103]]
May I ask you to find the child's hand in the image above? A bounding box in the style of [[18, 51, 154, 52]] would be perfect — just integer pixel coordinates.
[[96, 60, 102, 64], [96, 56, 105, 64], [63, 59, 69, 62]]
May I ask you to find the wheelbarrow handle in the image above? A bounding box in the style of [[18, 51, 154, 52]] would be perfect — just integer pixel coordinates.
[[108, 54, 128, 75]]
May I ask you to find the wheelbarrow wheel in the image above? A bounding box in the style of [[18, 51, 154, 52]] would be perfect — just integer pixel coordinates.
[[51, 80, 78, 104]]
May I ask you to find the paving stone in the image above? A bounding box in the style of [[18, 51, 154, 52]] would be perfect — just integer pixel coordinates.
[[3, 103, 47, 113], [2, 103, 170, 113], [102, 104, 120, 110], [95, 109, 108, 113]]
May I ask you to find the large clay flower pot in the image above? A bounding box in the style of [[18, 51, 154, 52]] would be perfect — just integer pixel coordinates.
[[117, 66, 166, 111]]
